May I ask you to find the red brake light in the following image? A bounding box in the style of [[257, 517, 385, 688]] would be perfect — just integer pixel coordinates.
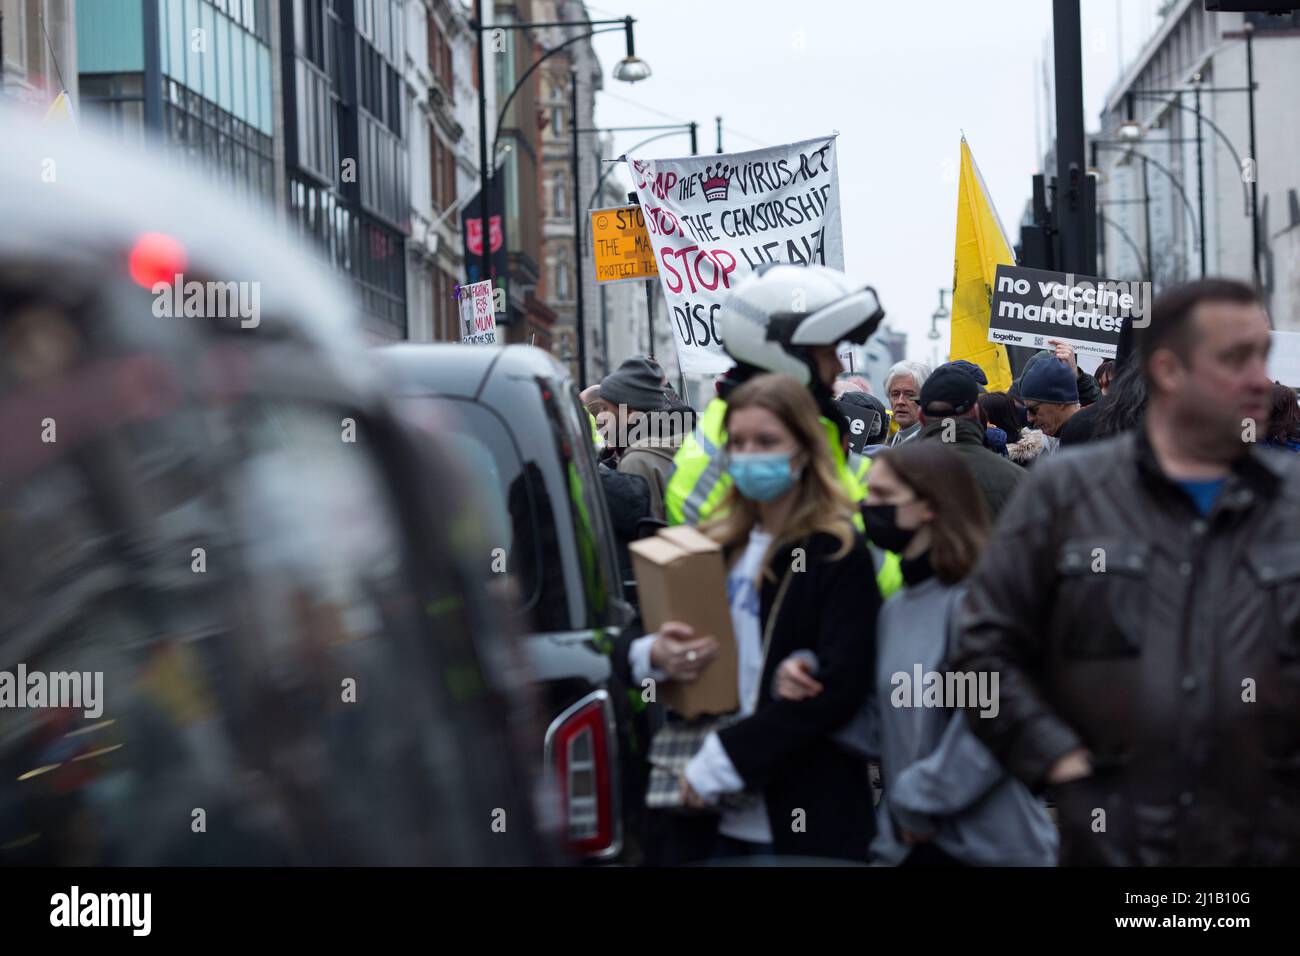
[[128, 232, 188, 289], [546, 692, 617, 858]]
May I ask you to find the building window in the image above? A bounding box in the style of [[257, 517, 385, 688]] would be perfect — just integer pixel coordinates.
[[552, 106, 563, 136], [428, 15, 454, 102], [555, 255, 570, 300], [552, 171, 567, 218]]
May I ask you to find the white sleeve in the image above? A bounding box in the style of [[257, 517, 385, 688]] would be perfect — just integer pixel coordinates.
[[629, 634, 667, 685], [683, 732, 746, 801]]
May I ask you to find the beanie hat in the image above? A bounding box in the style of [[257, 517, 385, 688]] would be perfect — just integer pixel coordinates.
[[944, 359, 988, 387], [920, 364, 980, 415], [1019, 357, 1079, 405], [600, 357, 668, 412]]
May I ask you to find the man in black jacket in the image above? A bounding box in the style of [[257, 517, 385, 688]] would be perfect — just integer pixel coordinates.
[[955, 279, 1300, 865], [916, 364, 1024, 520]]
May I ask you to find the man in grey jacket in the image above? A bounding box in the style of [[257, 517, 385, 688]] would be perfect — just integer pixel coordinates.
[[955, 279, 1300, 865]]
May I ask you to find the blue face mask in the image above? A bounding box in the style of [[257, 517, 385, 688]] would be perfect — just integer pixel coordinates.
[[727, 452, 802, 502]]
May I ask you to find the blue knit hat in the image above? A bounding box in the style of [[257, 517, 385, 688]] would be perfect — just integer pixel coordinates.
[[1019, 357, 1079, 405], [944, 359, 988, 387]]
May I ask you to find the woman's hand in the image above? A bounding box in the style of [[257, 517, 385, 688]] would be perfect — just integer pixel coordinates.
[[774, 655, 825, 701], [649, 622, 719, 682], [679, 772, 713, 809]]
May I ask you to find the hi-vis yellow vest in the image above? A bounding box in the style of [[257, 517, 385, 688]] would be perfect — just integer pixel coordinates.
[[664, 397, 903, 598]]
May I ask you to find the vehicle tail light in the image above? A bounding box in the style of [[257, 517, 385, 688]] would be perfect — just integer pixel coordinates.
[[544, 691, 619, 859]]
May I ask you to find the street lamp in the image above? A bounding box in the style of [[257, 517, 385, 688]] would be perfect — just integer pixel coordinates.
[[929, 289, 950, 369], [612, 17, 651, 83], [469, 3, 648, 319], [1096, 143, 1200, 282], [1115, 23, 1261, 285]]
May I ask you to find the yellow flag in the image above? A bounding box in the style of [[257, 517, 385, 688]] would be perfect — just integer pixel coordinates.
[[43, 90, 77, 129], [950, 138, 1013, 392]]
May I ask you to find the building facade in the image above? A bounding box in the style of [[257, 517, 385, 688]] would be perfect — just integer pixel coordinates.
[[1096, 1, 1300, 326], [3, 0, 78, 112], [403, 0, 467, 342], [280, 0, 411, 340], [484, 0, 550, 348], [534, 0, 596, 379], [76, 0, 275, 203]]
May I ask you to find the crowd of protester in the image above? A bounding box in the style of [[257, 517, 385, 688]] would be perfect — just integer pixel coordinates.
[[581, 265, 1300, 865]]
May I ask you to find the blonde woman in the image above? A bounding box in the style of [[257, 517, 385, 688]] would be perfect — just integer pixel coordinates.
[[620, 373, 881, 862]]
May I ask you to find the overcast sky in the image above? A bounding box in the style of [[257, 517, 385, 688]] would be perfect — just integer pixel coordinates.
[[586, 0, 1173, 367]]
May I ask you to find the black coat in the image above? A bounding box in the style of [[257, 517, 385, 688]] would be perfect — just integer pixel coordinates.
[[955, 427, 1300, 864], [617, 530, 881, 862]]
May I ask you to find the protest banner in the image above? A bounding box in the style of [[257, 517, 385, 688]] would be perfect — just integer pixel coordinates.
[[987, 264, 1151, 359], [628, 136, 844, 376], [460, 279, 498, 345], [591, 205, 659, 283]]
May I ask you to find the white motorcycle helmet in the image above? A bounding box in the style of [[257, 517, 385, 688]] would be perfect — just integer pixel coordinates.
[[718, 263, 885, 386]]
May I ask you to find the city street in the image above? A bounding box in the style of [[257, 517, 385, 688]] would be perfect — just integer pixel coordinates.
[[1, 0, 1299, 936]]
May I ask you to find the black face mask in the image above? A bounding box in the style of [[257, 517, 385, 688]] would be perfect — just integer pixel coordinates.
[[861, 503, 917, 554]]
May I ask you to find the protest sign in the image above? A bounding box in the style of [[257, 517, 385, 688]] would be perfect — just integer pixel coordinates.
[[628, 136, 844, 376], [1268, 331, 1300, 388], [841, 407, 882, 455], [460, 279, 498, 345], [591, 205, 659, 283], [987, 265, 1150, 359]]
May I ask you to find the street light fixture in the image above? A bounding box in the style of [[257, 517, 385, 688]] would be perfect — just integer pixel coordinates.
[[1118, 119, 1143, 141], [612, 17, 651, 83], [929, 289, 950, 368]]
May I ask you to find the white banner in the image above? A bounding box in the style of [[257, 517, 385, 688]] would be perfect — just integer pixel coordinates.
[[459, 279, 497, 345], [627, 136, 844, 376]]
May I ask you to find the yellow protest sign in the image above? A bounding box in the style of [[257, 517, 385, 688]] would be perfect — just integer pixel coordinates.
[[590, 205, 659, 284]]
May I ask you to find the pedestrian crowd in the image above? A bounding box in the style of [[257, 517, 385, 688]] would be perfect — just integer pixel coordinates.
[[582, 264, 1300, 866]]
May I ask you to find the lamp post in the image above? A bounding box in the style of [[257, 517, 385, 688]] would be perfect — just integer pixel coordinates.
[[1118, 32, 1261, 286], [579, 123, 699, 378], [1245, 21, 1260, 288], [929, 289, 950, 370], [468, 7, 649, 299], [1096, 143, 1200, 282]]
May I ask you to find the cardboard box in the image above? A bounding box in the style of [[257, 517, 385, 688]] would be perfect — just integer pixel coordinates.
[[628, 525, 738, 718]]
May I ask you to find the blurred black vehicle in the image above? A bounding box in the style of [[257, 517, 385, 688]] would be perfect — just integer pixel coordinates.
[[381, 344, 642, 862], [0, 107, 548, 865]]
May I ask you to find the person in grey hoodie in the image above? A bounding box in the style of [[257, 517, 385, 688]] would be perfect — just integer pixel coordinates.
[[773, 440, 1057, 866]]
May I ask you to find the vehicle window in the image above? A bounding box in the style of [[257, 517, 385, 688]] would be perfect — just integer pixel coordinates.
[[537, 381, 622, 629], [407, 397, 571, 633], [0, 361, 539, 864]]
